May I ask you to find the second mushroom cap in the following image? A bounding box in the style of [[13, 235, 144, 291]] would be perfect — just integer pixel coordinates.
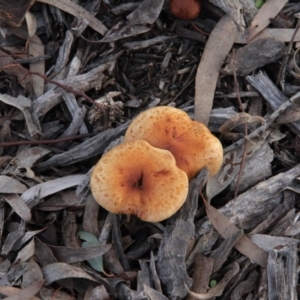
[[124, 106, 223, 179]]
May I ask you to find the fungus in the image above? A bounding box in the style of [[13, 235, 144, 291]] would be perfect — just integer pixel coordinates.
[[124, 106, 223, 179], [90, 140, 188, 222], [169, 0, 201, 20]]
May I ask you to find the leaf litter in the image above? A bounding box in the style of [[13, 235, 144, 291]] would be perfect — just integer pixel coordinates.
[[0, 0, 300, 299]]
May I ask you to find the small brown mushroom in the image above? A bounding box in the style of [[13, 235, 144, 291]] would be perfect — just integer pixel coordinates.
[[124, 106, 223, 179], [169, 0, 201, 20], [90, 140, 188, 222]]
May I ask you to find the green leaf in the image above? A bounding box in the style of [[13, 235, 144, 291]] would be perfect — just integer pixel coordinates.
[[255, 0, 265, 9], [78, 231, 100, 246], [78, 231, 104, 272]]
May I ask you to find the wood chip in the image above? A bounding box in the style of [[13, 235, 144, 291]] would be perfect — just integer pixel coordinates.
[[247, 0, 288, 41], [223, 38, 285, 76], [157, 171, 209, 299], [236, 28, 300, 44], [199, 163, 300, 237], [203, 199, 269, 268]]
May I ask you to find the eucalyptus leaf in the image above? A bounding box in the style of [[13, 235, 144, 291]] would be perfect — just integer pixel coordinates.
[[78, 231, 104, 272]]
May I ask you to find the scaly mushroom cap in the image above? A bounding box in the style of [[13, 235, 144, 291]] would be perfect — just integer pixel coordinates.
[[124, 106, 223, 179], [90, 140, 188, 222]]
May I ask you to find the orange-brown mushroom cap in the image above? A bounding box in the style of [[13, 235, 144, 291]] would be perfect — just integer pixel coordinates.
[[90, 140, 189, 222], [124, 106, 223, 179], [169, 0, 201, 20]]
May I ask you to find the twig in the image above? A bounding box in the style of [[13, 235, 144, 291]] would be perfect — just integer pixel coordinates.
[[79, 34, 103, 44], [0, 133, 95, 147], [224, 99, 293, 154], [191, 23, 209, 36], [277, 18, 300, 88], [2, 64, 105, 115], [0, 108, 16, 127]]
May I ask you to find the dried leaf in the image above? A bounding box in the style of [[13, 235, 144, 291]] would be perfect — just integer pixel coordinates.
[[42, 262, 98, 285], [127, 0, 164, 25], [2, 194, 31, 222], [0, 286, 38, 300], [275, 105, 300, 124], [34, 238, 57, 267], [186, 231, 218, 269], [29, 35, 45, 97], [4, 25, 45, 97], [210, 230, 243, 273], [39, 287, 74, 300], [195, 15, 238, 125], [0, 49, 32, 93], [1, 280, 44, 300], [0, 94, 40, 138], [38, 190, 81, 211], [101, 22, 150, 43], [185, 262, 240, 299], [22, 258, 43, 289], [37, 0, 108, 36], [82, 194, 99, 236], [25, 11, 37, 38], [21, 174, 86, 206], [144, 285, 169, 300], [203, 199, 268, 268], [219, 112, 265, 140], [49, 243, 111, 265], [186, 254, 214, 299], [14, 239, 35, 263], [247, 0, 288, 41], [0, 175, 27, 194], [88, 285, 110, 300], [285, 221, 300, 236], [123, 36, 174, 50], [12, 228, 45, 252]]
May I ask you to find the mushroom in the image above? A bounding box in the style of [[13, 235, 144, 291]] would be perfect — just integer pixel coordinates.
[[90, 140, 188, 222], [124, 106, 223, 179], [169, 0, 201, 20]]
